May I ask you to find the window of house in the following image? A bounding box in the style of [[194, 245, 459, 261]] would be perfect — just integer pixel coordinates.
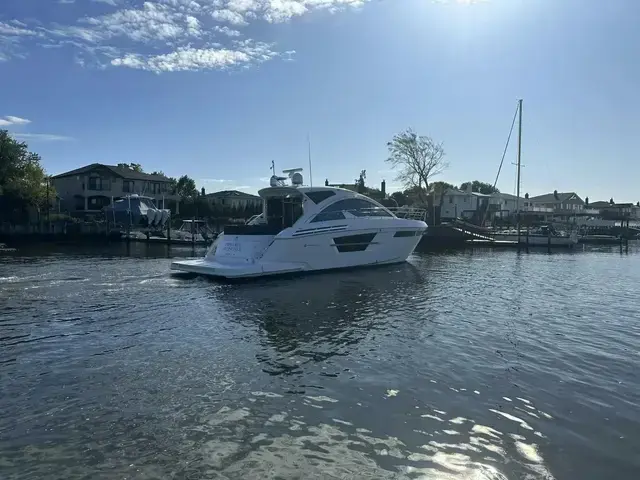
[[88, 177, 102, 190], [306, 190, 336, 204], [152, 183, 161, 194], [311, 198, 391, 222], [449, 197, 453, 204], [123, 180, 134, 193]]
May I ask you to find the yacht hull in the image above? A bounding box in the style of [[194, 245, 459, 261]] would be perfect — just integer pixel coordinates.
[[171, 224, 425, 279]]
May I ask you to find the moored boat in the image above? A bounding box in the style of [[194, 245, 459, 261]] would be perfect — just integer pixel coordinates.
[[171, 168, 427, 278]]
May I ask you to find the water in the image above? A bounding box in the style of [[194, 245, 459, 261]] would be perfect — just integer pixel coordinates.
[[1, 243, 639, 479]]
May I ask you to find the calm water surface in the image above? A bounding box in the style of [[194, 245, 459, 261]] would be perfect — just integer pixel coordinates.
[[1, 243, 639, 479]]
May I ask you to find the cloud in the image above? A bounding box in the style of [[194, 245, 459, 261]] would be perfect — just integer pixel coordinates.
[[111, 40, 278, 72], [211, 0, 370, 23], [11, 133, 74, 141], [5, 116, 31, 125], [58, 0, 77, 4], [214, 25, 242, 37], [212, 9, 249, 26], [4, 0, 371, 71], [0, 22, 39, 37], [1, 117, 71, 142], [201, 178, 234, 183], [0, 116, 31, 126], [79, 2, 200, 43]]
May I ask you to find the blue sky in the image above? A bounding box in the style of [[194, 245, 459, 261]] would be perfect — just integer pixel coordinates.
[[1, 0, 638, 202]]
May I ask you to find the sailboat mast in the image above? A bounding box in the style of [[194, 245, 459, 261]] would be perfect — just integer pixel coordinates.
[[516, 98, 523, 243]]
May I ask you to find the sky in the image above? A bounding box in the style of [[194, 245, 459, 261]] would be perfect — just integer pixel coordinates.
[[0, 0, 638, 202]]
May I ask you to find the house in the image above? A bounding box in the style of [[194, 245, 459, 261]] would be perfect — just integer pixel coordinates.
[[204, 190, 262, 210], [595, 202, 640, 220], [488, 192, 519, 218], [51, 163, 177, 214], [526, 191, 585, 212], [522, 190, 605, 221], [439, 187, 490, 220]]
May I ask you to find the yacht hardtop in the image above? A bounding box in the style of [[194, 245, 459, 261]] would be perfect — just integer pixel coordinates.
[[171, 168, 427, 278]]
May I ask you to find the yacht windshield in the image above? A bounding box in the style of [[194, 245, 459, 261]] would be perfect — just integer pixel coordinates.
[[312, 198, 392, 223]]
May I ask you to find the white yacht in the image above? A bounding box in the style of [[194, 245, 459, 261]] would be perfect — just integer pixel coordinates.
[[171, 168, 427, 278]]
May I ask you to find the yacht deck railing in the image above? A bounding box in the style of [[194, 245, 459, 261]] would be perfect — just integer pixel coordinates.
[[387, 207, 427, 221]]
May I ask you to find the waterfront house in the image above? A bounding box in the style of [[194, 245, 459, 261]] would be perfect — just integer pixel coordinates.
[[51, 163, 178, 214], [595, 201, 640, 220], [440, 186, 490, 221], [487, 192, 519, 218], [203, 190, 262, 210]]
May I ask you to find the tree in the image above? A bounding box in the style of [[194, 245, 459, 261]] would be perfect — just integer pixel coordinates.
[[459, 180, 499, 195], [390, 191, 408, 206], [355, 170, 366, 194], [386, 128, 447, 206], [117, 162, 143, 172], [175, 175, 198, 200], [0, 130, 54, 221], [430, 181, 457, 209]]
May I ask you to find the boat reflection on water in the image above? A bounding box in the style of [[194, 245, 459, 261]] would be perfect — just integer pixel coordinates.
[[193, 261, 556, 480], [209, 261, 429, 376]]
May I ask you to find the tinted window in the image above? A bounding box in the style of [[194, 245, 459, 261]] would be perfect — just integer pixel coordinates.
[[320, 198, 393, 218], [306, 191, 335, 204], [311, 211, 346, 223]]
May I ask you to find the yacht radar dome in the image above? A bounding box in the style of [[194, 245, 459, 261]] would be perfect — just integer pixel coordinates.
[[282, 168, 304, 187], [270, 175, 287, 187]]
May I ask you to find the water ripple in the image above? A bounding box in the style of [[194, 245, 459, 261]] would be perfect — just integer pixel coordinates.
[[0, 245, 639, 478]]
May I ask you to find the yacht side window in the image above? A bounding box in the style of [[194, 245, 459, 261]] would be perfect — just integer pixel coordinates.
[[311, 198, 392, 222]]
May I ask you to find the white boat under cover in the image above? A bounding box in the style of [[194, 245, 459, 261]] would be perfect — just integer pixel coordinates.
[[171, 169, 427, 278]]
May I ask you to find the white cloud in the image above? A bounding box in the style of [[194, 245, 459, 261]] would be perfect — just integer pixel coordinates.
[[4, 116, 31, 125], [80, 2, 198, 43], [11, 133, 73, 141], [4, 0, 371, 71], [212, 8, 248, 26], [214, 25, 242, 37], [0, 22, 39, 36], [111, 40, 277, 72], [58, 0, 77, 4], [0, 116, 31, 126]]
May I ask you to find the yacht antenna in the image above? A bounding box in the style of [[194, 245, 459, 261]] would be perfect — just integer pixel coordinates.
[[307, 134, 313, 187], [270, 160, 275, 175]]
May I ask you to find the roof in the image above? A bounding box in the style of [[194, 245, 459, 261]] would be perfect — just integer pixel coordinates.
[[444, 189, 490, 197], [51, 163, 171, 182], [588, 201, 611, 209], [529, 192, 583, 203], [493, 192, 519, 200], [205, 190, 260, 199]]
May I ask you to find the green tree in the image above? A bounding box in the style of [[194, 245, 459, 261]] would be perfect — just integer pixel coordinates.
[[386, 128, 448, 205], [355, 169, 366, 194], [459, 180, 499, 195], [430, 181, 457, 209], [175, 175, 198, 200], [390, 191, 408, 206], [117, 162, 144, 172], [0, 130, 54, 219]]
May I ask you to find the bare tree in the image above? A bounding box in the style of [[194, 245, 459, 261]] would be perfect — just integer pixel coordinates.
[[386, 129, 448, 205]]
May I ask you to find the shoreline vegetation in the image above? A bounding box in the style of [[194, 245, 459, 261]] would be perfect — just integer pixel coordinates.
[[1, 128, 636, 249]]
